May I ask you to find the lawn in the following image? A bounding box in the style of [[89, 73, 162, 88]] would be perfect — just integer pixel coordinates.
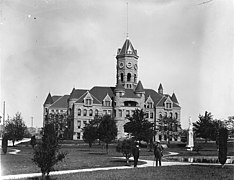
[[25, 165, 234, 180]]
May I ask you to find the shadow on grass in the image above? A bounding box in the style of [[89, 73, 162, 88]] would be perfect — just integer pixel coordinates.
[[28, 176, 57, 180]]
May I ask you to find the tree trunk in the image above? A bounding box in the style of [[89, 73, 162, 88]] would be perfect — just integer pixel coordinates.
[[12, 140, 15, 147], [126, 156, 130, 166]]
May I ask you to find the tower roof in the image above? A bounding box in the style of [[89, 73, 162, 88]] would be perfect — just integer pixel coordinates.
[[135, 80, 145, 93], [115, 80, 125, 92], [171, 92, 179, 104], [158, 83, 163, 91], [117, 39, 138, 57], [44, 93, 54, 105]]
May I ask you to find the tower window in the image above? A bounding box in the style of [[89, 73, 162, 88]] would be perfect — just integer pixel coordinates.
[[83, 109, 87, 116], [127, 73, 131, 82], [78, 109, 81, 116], [121, 73, 124, 82], [89, 109, 93, 116], [134, 74, 137, 83]]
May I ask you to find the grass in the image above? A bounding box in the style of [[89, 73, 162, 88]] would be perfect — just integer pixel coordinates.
[[1, 141, 234, 177], [24, 165, 234, 180]]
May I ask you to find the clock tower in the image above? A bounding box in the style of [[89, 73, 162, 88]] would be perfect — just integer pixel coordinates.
[[116, 38, 139, 89]]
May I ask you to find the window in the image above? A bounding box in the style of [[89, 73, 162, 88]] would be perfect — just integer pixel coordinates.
[[126, 110, 130, 117], [56, 109, 59, 113], [85, 98, 92, 106], [78, 109, 81, 116], [77, 121, 81, 129], [147, 102, 153, 109], [127, 73, 131, 82], [170, 112, 173, 118], [51, 109, 54, 113], [104, 100, 111, 107], [134, 74, 137, 83], [166, 102, 172, 109], [119, 110, 122, 117], [159, 114, 163, 119], [83, 109, 87, 116], [89, 109, 93, 116], [95, 109, 98, 116], [145, 111, 149, 118], [175, 113, 178, 119], [150, 112, 154, 119], [164, 112, 167, 117], [60, 110, 63, 113], [77, 132, 80, 140], [83, 121, 87, 126], [121, 73, 124, 82], [108, 110, 111, 115], [103, 110, 107, 115]]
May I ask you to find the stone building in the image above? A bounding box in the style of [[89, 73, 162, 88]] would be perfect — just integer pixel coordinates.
[[43, 38, 181, 141]]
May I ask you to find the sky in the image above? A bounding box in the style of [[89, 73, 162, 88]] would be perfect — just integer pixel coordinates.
[[0, 0, 233, 129]]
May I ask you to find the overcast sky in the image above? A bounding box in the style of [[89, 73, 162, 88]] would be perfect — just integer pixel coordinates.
[[0, 0, 233, 129]]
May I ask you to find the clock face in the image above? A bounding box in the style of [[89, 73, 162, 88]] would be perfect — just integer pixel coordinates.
[[119, 62, 124, 68], [126, 62, 132, 69], [134, 64, 138, 70]]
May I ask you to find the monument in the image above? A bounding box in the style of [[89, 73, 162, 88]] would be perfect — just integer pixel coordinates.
[[187, 117, 194, 151]]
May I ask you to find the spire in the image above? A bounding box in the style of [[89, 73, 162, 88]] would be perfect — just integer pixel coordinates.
[[44, 92, 53, 105], [171, 92, 179, 104], [158, 83, 163, 95], [135, 80, 145, 93], [115, 80, 125, 92], [69, 88, 76, 99], [117, 39, 138, 57]]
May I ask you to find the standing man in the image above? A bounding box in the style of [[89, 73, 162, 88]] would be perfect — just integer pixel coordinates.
[[132, 140, 140, 167], [154, 140, 163, 166]]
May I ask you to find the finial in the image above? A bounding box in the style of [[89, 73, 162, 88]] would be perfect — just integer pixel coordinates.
[[126, 2, 129, 39]]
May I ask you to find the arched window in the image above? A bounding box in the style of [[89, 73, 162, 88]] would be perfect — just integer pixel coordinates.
[[78, 109, 81, 116], [95, 109, 98, 116], [170, 112, 173, 118], [159, 114, 162, 119], [127, 73, 131, 82], [164, 112, 167, 117], [134, 74, 137, 83], [83, 109, 87, 116], [121, 73, 124, 82], [89, 109, 93, 116], [175, 112, 178, 119]]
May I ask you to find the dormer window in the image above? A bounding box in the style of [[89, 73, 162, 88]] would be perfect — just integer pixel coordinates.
[[164, 96, 173, 110], [84, 91, 93, 107], [146, 96, 154, 109], [166, 102, 172, 109], [103, 94, 112, 107]]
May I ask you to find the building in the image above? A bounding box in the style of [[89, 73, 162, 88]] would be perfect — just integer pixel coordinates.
[[43, 38, 181, 141]]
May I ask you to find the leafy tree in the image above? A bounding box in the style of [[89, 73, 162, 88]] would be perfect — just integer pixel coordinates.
[[2, 134, 8, 154], [83, 123, 98, 148], [98, 115, 117, 153], [224, 116, 234, 137], [158, 115, 181, 145], [218, 127, 228, 167], [116, 138, 133, 165], [45, 113, 68, 139], [124, 109, 154, 143], [32, 123, 66, 179], [4, 112, 27, 146], [193, 111, 215, 142]]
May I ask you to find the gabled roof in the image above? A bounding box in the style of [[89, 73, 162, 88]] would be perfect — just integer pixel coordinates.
[[117, 39, 138, 57], [44, 93, 54, 105], [49, 95, 69, 109], [145, 89, 163, 106], [135, 81, 145, 93], [76, 91, 101, 104], [156, 95, 180, 108], [69, 88, 88, 99], [89, 86, 115, 102], [171, 93, 179, 104]]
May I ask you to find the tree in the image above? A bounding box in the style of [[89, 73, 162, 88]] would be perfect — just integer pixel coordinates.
[[158, 115, 181, 145], [45, 113, 68, 139], [30, 135, 37, 149], [2, 134, 8, 154], [32, 123, 66, 179], [98, 115, 117, 153], [124, 109, 154, 143], [224, 116, 234, 137], [4, 112, 27, 146], [116, 138, 133, 165], [218, 127, 228, 167], [83, 123, 98, 148], [193, 111, 214, 142]]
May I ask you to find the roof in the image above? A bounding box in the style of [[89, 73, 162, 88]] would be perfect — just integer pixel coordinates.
[[145, 89, 162, 106], [44, 93, 54, 105], [89, 86, 115, 102], [122, 89, 139, 98], [171, 93, 179, 104], [69, 88, 88, 99], [158, 83, 163, 90], [115, 81, 125, 92], [156, 95, 180, 108], [135, 81, 144, 93], [117, 39, 138, 58], [76, 91, 101, 104], [49, 95, 69, 109]]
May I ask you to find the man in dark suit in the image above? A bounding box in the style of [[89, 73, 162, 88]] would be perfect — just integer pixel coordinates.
[[132, 141, 140, 167]]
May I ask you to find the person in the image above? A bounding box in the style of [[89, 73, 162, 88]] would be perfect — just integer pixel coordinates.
[[132, 140, 140, 167], [154, 140, 163, 166]]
